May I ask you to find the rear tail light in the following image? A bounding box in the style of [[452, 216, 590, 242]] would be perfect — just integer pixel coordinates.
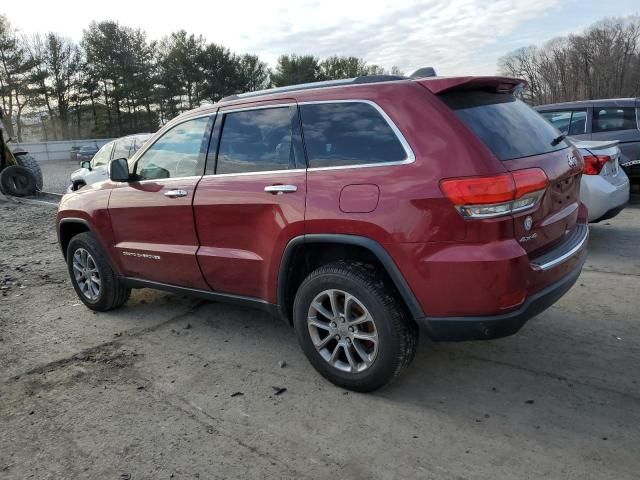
[[440, 168, 548, 219], [583, 154, 611, 175]]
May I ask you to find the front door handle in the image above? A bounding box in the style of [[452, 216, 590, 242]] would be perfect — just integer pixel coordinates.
[[264, 184, 297, 195], [164, 189, 188, 198]]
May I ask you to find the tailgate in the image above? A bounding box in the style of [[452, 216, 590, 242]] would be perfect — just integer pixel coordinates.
[[504, 149, 582, 254], [436, 84, 583, 255]]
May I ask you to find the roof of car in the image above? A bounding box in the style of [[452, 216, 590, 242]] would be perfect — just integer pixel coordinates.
[[180, 75, 525, 119], [535, 98, 639, 110]]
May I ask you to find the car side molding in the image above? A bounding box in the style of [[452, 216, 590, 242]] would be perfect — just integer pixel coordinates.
[[278, 234, 425, 321], [120, 277, 281, 317]]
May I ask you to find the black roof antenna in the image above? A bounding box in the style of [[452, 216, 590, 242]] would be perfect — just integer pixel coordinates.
[[410, 67, 437, 78]]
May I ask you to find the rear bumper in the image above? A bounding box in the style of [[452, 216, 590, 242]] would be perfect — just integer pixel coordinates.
[[581, 172, 629, 221], [418, 255, 585, 341]]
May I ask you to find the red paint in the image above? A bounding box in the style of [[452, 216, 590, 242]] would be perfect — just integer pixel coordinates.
[[339, 184, 380, 213], [57, 75, 587, 322], [193, 171, 306, 302]]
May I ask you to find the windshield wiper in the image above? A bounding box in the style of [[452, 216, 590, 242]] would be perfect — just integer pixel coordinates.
[[551, 134, 566, 146]]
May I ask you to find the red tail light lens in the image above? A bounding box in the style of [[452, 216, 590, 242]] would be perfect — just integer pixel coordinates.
[[439, 173, 514, 205], [512, 168, 549, 197], [440, 168, 548, 219], [583, 155, 610, 175]]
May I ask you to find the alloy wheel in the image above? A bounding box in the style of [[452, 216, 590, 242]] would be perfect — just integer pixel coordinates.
[[72, 248, 101, 301], [307, 289, 379, 373]]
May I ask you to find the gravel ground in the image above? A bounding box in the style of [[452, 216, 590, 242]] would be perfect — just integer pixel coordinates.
[[40, 160, 79, 194], [1, 196, 639, 479]]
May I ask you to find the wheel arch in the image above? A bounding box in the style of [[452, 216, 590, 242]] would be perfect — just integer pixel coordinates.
[[277, 234, 424, 325], [57, 218, 117, 273]]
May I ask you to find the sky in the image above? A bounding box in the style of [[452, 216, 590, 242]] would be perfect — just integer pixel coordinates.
[[2, 0, 639, 76]]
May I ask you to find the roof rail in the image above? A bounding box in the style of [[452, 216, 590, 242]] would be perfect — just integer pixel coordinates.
[[219, 75, 408, 103]]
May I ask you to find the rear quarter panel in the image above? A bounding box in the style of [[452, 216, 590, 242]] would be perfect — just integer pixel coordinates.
[[298, 82, 506, 245]]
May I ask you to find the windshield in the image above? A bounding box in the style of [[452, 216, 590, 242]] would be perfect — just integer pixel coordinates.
[[439, 90, 570, 161]]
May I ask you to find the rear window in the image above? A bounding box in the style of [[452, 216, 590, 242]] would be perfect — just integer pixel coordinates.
[[440, 91, 569, 161]]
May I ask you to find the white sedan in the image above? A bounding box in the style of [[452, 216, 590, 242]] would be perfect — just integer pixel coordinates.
[[573, 139, 629, 222]]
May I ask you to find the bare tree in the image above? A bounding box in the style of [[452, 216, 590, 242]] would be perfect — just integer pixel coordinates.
[[499, 16, 640, 105]]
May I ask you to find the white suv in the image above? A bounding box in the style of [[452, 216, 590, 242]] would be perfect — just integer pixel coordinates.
[[67, 133, 152, 193]]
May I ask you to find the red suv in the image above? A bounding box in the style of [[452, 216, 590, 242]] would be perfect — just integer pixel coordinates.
[[57, 74, 588, 391]]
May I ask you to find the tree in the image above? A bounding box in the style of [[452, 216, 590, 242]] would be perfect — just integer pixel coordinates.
[[0, 15, 37, 140], [236, 54, 270, 92], [157, 31, 205, 111], [499, 16, 640, 105], [82, 21, 156, 136], [320, 55, 369, 79], [27, 33, 81, 139], [198, 43, 238, 102], [271, 54, 321, 87]]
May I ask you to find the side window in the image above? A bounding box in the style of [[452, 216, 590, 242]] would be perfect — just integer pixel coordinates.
[[216, 106, 296, 174], [540, 111, 572, 134], [593, 107, 637, 133], [91, 143, 113, 167], [132, 137, 149, 155], [135, 117, 211, 181], [568, 110, 587, 135], [300, 102, 407, 168], [112, 139, 133, 160]]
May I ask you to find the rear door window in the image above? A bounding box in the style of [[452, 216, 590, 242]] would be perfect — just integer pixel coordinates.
[[592, 107, 637, 133], [300, 102, 408, 168], [440, 91, 569, 161]]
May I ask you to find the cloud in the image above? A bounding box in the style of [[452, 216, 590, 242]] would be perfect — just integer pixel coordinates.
[[226, 0, 564, 75], [3, 0, 564, 75]]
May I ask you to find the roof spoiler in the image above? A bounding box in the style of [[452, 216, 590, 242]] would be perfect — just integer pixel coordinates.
[[416, 76, 527, 95]]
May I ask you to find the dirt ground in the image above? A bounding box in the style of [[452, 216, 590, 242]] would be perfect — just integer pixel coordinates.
[[0, 196, 639, 480]]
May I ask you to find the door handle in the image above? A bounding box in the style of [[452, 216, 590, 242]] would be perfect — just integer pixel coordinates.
[[264, 184, 297, 194], [164, 189, 188, 198]]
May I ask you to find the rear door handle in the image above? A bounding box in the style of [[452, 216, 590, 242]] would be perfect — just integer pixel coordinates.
[[164, 189, 188, 198], [264, 184, 297, 194]]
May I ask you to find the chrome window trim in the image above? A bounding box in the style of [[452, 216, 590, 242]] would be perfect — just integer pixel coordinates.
[[219, 103, 296, 114], [202, 168, 306, 179], [132, 175, 204, 186], [298, 99, 416, 172]]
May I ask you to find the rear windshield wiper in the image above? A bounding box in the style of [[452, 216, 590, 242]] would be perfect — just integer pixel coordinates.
[[551, 134, 566, 146]]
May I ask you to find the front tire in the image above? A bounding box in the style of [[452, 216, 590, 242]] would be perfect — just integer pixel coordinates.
[[67, 232, 130, 311], [293, 262, 417, 392]]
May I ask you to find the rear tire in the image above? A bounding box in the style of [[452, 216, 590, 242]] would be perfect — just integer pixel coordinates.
[[293, 261, 417, 392], [67, 232, 131, 311], [15, 154, 43, 191], [0, 165, 37, 197]]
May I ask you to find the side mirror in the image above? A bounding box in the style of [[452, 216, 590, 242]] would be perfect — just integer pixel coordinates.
[[109, 158, 130, 182], [81, 160, 91, 170]]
